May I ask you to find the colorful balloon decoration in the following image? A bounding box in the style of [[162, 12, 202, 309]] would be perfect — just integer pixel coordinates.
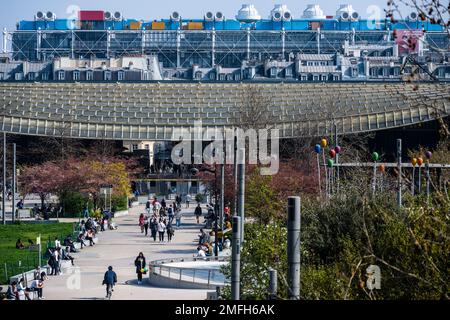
[[411, 158, 418, 166], [327, 159, 334, 168], [425, 151, 432, 160], [314, 144, 321, 153], [335, 146, 342, 154], [320, 139, 328, 148], [329, 149, 336, 159], [379, 164, 385, 173], [371, 152, 379, 161], [417, 157, 424, 166]]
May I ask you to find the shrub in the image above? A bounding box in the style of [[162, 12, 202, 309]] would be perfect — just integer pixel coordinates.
[[195, 193, 205, 203], [60, 192, 87, 217]]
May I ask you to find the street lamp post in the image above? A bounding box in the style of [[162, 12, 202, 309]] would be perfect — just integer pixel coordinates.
[[2, 132, 6, 225]]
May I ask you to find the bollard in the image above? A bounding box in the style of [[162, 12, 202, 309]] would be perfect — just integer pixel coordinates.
[[287, 196, 301, 299], [231, 216, 241, 300], [397, 139, 402, 209], [237, 148, 245, 244], [268, 268, 277, 299]]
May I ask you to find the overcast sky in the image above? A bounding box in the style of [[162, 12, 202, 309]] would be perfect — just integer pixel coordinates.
[[1, 0, 411, 30]]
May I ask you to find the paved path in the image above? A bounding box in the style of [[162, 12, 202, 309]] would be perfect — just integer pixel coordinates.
[[43, 204, 211, 300]]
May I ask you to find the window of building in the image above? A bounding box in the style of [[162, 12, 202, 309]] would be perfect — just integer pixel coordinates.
[[73, 70, 80, 81], [334, 75, 339, 81], [285, 68, 292, 77], [104, 71, 112, 81], [118, 71, 125, 81], [15, 72, 24, 81], [313, 75, 319, 81], [41, 72, 49, 81], [370, 68, 377, 77], [28, 72, 35, 81], [234, 73, 241, 81], [438, 68, 445, 78], [132, 144, 138, 151], [0, 72, 4, 80], [58, 70, 65, 81], [270, 68, 277, 77], [144, 144, 150, 150], [301, 75, 307, 81], [219, 74, 226, 81], [86, 71, 93, 81], [209, 72, 216, 80], [194, 71, 202, 80]]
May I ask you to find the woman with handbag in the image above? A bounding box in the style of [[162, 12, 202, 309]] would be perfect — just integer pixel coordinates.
[[138, 214, 145, 233], [134, 252, 147, 285]]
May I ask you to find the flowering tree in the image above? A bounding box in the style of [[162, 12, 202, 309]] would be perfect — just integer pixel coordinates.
[[19, 155, 139, 213]]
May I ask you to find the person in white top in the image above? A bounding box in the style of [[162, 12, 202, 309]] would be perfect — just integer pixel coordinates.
[[157, 219, 166, 242], [186, 194, 191, 208], [196, 246, 206, 258], [17, 278, 31, 300], [54, 237, 61, 249]]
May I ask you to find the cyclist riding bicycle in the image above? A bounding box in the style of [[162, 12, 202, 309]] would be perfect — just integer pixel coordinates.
[[103, 266, 117, 299]]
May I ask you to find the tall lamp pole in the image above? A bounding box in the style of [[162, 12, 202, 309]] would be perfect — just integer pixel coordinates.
[[2, 132, 6, 225]]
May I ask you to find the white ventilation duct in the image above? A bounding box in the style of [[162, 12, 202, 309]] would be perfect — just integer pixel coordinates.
[[335, 4, 355, 21], [215, 12, 225, 21], [205, 11, 214, 21], [170, 11, 180, 21], [236, 4, 261, 22], [283, 11, 292, 21], [45, 11, 56, 21], [104, 11, 113, 21], [270, 4, 292, 21], [113, 11, 122, 21], [35, 11, 45, 21], [351, 11, 359, 21], [408, 12, 418, 21], [302, 4, 326, 19]]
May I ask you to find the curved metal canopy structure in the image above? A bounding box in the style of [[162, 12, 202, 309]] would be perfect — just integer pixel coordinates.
[[0, 82, 449, 141]]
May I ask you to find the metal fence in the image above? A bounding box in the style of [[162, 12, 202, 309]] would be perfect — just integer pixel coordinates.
[[0, 224, 82, 285], [149, 256, 230, 287]]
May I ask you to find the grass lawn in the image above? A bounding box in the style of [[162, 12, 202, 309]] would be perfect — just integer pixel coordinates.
[[0, 222, 75, 284]]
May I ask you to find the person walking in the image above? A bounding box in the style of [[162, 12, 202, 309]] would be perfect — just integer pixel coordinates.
[[134, 252, 147, 285], [186, 194, 191, 208], [145, 199, 152, 215], [194, 203, 202, 224], [103, 266, 117, 299], [175, 207, 182, 228], [143, 214, 149, 236], [157, 219, 166, 242], [166, 222, 175, 242], [167, 204, 174, 224], [48, 248, 57, 275], [138, 214, 145, 233], [150, 216, 158, 241]]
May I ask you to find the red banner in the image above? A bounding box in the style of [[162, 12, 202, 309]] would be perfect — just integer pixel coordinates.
[[395, 29, 424, 55]]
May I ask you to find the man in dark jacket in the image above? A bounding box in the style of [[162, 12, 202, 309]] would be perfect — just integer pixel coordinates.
[[194, 204, 202, 224], [103, 266, 117, 298]]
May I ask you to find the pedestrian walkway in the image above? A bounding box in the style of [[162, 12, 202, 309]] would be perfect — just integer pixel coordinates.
[[43, 204, 212, 300]]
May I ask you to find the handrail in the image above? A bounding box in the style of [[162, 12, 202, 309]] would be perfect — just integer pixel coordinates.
[[149, 256, 229, 287]]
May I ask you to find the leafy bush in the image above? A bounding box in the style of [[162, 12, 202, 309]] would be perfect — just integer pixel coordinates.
[[195, 193, 205, 203], [60, 191, 87, 217], [222, 191, 450, 300], [111, 195, 128, 212]]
